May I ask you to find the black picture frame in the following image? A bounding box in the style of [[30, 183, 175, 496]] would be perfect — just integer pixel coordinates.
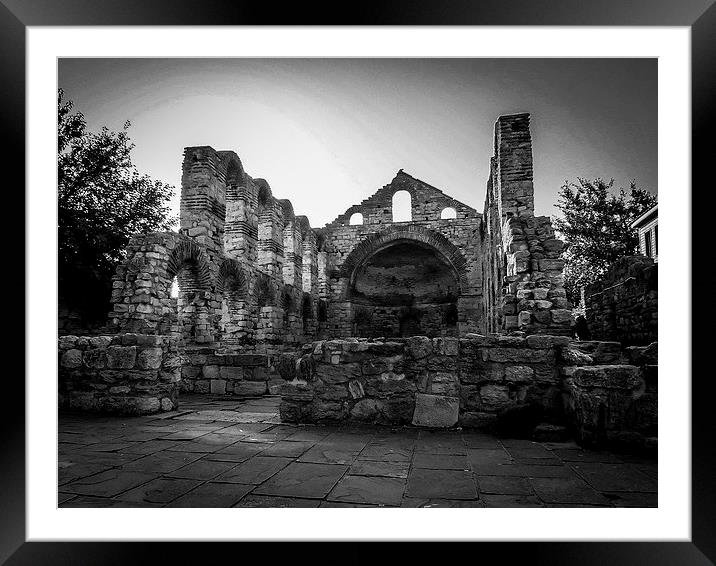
[[5, 1, 714, 563]]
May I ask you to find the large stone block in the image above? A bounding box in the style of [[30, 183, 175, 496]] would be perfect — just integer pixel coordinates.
[[136, 347, 163, 370], [411, 393, 459, 428], [61, 349, 83, 369], [569, 365, 642, 391], [315, 362, 360, 384], [479, 384, 511, 411], [83, 348, 107, 369], [234, 381, 268, 396], [106, 346, 137, 369]]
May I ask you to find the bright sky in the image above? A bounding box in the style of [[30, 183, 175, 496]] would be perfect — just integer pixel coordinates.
[[58, 58, 657, 228]]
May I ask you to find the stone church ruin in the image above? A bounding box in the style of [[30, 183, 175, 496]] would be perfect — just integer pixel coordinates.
[[58, 113, 657, 450]]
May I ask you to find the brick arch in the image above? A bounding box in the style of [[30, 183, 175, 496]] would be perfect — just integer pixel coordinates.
[[254, 178, 273, 209], [216, 259, 248, 298], [166, 238, 212, 289], [218, 151, 245, 187], [340, 225, 469, 293], [277, 199, 295, 223]]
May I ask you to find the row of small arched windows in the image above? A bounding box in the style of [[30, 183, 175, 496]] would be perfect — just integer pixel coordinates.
[[349, 191, 457, 225]]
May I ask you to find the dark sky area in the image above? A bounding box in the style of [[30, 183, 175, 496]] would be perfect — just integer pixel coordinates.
[[59, 58, 657, 227]]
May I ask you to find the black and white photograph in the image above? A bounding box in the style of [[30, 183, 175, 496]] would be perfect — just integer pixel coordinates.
[[55, 57, 660, 510], [5, 9, 709, 562]]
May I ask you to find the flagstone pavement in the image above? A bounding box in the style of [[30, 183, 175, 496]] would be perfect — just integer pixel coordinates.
[[58, 395, 657, 508]]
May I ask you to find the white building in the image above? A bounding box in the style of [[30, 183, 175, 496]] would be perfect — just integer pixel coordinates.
[[631, 204, 658, 262]]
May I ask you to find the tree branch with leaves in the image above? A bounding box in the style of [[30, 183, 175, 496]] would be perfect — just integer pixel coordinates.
[[552, 177, 657, 306], [58, 88, 176, 326]]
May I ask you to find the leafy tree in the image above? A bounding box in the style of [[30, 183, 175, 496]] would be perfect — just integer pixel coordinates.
[[58, 88, 176, 326], [553, 178, 657, 305]]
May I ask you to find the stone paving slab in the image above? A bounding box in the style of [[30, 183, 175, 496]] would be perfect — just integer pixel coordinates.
[[116, 477, 203, 505], [327, 475, 406, 506], [167, 482, 254, 507], [349, 460, 410, 478], [166, 459, 238, 480], [253, 462, 348, 499], [406, 469, 478, 500], [215, 456, 292, 484], [58, 394, 657, 509]]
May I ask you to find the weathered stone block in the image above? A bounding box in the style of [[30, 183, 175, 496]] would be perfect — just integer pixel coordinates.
[[570, 365, 642, 390], [219, 366, 243, 380], [350, 398, 382, 421], [432, 337, 459, 356], [83, 349, 107, 369], [61, 349, 83, 368], [136, 347, 163, 370], [505, 365, 534, 383], [234, 381, 267, 396], [411, 393, 459, 428], [210, 379, 227, 394], [550, 309, 573, 324], [479, 384, 511, 411], [406, 336, 432, 359], [315, 362, 360, 384], [106, 346, 137, 369]]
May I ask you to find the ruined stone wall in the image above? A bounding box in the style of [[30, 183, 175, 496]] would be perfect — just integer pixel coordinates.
[[279, 334, 657, 449], [179, 347, 284, 396], [318, 171, 483, 338], [279, 334, 570, 427], [584, 256, 658, 345], [107, 146, 325, 353], [480, 114, 572, 336], [563, 341, 657, 450], [58, 333, 180, 415]]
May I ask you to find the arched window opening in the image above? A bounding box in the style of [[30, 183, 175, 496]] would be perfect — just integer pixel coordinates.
[[170, 277, 179, 299], [349, 212, 364, 226], [441, 207, 457, 220], [392, 190, 412, 222]]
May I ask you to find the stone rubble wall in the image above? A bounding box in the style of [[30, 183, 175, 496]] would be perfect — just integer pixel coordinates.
[[279, 334, 570, 427], [278, 335, 657, 450], [107, 146, 324, 352], [480, 114, 573, 336], [179, 346, 285, 397], [563, 341, 657, 450], [58, 333, 180, 415], [585, 255, 658, 345]]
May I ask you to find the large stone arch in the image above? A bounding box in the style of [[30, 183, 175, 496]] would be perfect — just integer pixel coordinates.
[[216, 258, 250, 346], [165, 236, 214, 344], [339, 226, 469, 338], [340, 225, 469, 294]]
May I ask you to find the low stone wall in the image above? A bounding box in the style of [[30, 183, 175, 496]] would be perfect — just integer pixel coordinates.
[[563, 342, 657, 451], [58, 333, 180, 415], [585, 256, 657, 345], [279, 335, 658, 449], [279, 335, 571, 428], [179, 346, 285, 396]]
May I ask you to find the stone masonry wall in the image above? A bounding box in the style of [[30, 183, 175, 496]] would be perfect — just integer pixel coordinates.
[[563, 341, 657, 450], [318, 171, 483, 338], [585, 255, 658, 345], [279, 334, 657, 450], [480, 114, 572, 336], [58, 333, 180, 415], [107, 147, 324, 353], [279, 334, 571, 427], [179, 346, 284, 397]]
